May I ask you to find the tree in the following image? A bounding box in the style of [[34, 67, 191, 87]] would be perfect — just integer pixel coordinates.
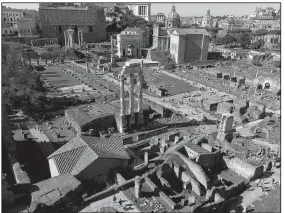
[[215, 22, 219, 28], [2, 42, 47, 117], [222, 35, 237, 47], [272, 60, 281, 68], [238, 33, 251, 49], [251, 39, 264, 50]]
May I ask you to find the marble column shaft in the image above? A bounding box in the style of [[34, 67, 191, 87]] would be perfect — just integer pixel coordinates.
[[138, 73, 143, 113], [119, 74, 125, 115], [129, 74, 135, 115]]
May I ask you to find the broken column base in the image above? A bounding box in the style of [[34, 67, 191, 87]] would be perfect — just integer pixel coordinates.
[[116, 112, 144, 134], [217, 132, 236, 142]]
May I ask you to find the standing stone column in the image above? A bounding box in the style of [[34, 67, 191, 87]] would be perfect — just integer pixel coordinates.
[[134, 176, 141, 199], [138, 73, 143, 113], [129, 74, 135, 115], [119, 74, 125, 116], [166, 37, 169, 51]]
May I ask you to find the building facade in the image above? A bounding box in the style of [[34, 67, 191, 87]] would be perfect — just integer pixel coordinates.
[[156, 13, 166, 23], [125, 3, 151, 21], [2, 6, 24, 36], [151, 5, 181, 51], [202, 9, 213, 28], [17, 16, 36, 36], [170, 28, 210, 64], [39, 4, 107, 46], [116, 27, 143, 58], [219, 17, 243, 30]]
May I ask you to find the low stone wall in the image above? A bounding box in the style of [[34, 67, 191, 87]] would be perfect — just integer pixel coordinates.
[[135, 127, 169, 141], [252, 139, 280, 152], [143, 98, 174, 117], [159, 191, 176, 210], [83, 178, 135, 203], [145, 177, 158, 193], [192, 197, 225, 213], [223, 156, 264, 181]]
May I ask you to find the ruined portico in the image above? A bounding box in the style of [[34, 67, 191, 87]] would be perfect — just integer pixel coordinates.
[[117, 61, 144, 133], [64, 28, 75, 51]]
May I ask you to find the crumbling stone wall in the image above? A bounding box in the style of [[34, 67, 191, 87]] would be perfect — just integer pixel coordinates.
[[175, 152, 209, 190], [223, 156, 264, 181], [143, 98, 174, 117], [159, 191, 176, 210], [252, 76, 280, 92]]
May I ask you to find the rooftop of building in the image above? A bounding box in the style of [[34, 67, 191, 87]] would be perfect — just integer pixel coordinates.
[[48, 135, 130, 175], [121, 27, 143, 34], [171, 28, 210, 36], [29, 174, 81, 212]]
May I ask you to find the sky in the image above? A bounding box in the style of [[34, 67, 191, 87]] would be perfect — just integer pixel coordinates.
[[2, 2, 280, 16]]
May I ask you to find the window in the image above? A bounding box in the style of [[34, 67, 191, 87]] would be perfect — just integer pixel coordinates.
[[10, 18, 13, 21], [16, 14, 18, 16], [58, 25, 62, 33], [89, 26, 92, 32], [4, 17, 6, 21], [5, 30, 7, 34], [10, 30, 12, 34], [74, 25, 78, 32]]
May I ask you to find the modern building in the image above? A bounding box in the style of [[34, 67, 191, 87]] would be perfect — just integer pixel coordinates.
[[17, 15, 36, 36], [125, 3, 151, 21], [252, 16, 280, 30], [116, 27, 143, 58], [218, 17, 243, 30], [156, 13, 166, 24], [169, 28, 210, 64], [202, 9, 213, 28], [39, 3, 107, 46], [2, 6, 24, 36], [250, 30, 280, 46]]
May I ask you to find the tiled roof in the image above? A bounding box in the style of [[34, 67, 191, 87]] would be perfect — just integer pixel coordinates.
[[48, 136, 98, 175], [82, 135, 130, 159], [48, 135, 130, 176], [172, 28, 210, 36], [122, 27, 143, 33], [30, 174, 81, 210]]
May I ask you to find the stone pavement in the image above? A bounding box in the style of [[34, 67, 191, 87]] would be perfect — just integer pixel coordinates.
[[80, 191, 139, 213]]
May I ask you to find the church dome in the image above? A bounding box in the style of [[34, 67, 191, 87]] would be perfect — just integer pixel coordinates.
[[168, 5, 180, 20], [166, 5, 181, 28], [204, 9, 212, 21]]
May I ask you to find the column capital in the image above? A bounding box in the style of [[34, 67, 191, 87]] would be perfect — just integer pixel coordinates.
[[118, 74, 125, 80]]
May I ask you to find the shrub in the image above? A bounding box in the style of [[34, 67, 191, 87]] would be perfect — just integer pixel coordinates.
[[272, 60, 281, 68]]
